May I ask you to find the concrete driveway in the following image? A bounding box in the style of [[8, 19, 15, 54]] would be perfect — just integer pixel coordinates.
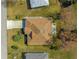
[[7, 20, 23, 29]]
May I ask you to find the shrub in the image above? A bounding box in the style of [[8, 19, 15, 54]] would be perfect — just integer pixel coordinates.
[[13, 35, 20, 41], [15, 16, 19, 19], [55, 39, 62, 48], [12, 31, 24, 42], [11, 45, 18, 50], [52, 13, 61, 20], [50, 44, 57, 50], [50, 35, 62, 50], [59, 0, 72, 7], [15, 15, 22, 20], [72, 0, 77, 4], [70, 30, 77, 41], [50, 39, 62, 50], [12, 33, 23, 42]]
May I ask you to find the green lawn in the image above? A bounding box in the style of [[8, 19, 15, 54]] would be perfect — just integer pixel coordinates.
[[8, 42, 76, 59], [7, 0, 61, 20], [7, 29, 76, 59], [7, 1, 77, 59]]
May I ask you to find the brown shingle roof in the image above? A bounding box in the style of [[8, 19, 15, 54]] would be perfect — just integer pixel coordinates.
[[24, 17, 52, 45]]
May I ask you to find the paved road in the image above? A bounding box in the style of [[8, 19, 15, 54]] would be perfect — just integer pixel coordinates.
[[1, 0, 7, 59]]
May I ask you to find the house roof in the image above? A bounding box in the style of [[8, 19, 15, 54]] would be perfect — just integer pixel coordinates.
[[25, 53, 48, 59], [30, 0, 49, 8], [24, 17, 52, 45]]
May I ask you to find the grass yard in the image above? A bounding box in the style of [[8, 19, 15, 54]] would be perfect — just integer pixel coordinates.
[[7, 29, 76, 59], [7, 0, 61, 20], [7, 0, 77, 59]]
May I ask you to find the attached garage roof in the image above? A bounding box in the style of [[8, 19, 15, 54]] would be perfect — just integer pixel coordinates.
[[25, 53, 48, 59], [30, 0, 49, 8]]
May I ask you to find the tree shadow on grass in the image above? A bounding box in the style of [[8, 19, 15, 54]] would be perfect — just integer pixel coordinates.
[[26, 0, 31, 9], [22, 52, 26, 59]]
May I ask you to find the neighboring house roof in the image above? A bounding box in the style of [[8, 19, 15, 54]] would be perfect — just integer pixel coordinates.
[[30, 0, 49, 8], [25, 53, 48, 59], [24, 17, 52, 45]]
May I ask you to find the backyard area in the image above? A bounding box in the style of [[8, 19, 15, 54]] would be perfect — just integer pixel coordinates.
[[7, 0, 61, 20], [7, 29, 76, 59], [7, 0, 77, 59]]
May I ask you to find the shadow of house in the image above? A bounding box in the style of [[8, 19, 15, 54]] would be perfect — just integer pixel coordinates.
[[26, 0, 31, 9], [21, 19, 26, 34], [24, 34, 28, 45], [19, 19, 28, 45], [22, 19, 28, 45], [22, 52, 26, 59]]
